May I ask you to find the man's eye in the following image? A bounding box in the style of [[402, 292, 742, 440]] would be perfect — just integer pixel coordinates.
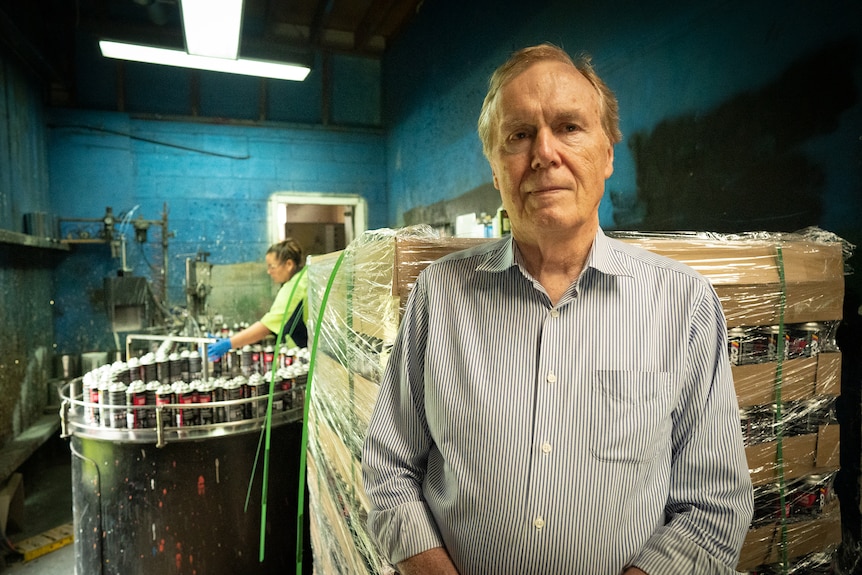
[[564, 124, 580, 133]]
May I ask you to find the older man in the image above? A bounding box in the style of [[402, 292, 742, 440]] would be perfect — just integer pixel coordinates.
[[362, 43, 753, 575]]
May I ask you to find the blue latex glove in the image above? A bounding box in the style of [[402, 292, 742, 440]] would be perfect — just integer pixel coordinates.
[[207, 338, 232, 360]]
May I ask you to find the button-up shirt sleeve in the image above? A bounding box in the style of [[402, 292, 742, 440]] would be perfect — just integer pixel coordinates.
[[627, 279, 754, 574], [361, 271, 444, 564]]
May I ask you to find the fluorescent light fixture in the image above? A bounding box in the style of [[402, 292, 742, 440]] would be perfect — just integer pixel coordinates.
[[99, 40, 311, 81], [180, 0, 243, 59]]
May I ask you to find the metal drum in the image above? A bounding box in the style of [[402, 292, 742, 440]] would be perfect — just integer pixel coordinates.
[[59, 367, 311, 575]]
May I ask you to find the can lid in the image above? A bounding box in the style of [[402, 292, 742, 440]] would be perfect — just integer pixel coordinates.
[[126, 380, 146, 393], [109, 381, 128, 392], [173, 381, 191, 393]]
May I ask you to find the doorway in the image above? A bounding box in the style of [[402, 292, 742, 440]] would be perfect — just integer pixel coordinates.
[[268, 192, 368, 257]]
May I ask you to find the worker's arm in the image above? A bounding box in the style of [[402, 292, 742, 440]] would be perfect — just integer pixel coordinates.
[[227, 321, 271, 349]]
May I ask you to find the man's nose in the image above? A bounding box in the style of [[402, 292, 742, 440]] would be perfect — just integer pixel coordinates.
[[531, 128, 560, 170]]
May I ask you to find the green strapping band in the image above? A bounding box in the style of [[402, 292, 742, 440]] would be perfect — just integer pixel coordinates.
[[241, 266, 308, 562], [296, 251, 347, 574], [773, 245, 789, 573]]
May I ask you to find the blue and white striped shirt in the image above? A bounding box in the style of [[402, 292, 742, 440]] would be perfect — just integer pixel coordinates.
[[362, 229, 754, 574]]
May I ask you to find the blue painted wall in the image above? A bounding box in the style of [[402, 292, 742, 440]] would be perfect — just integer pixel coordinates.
[[383, 0, 861, 240], [0, 52, 57, 444], [48, 111, 387, 353]]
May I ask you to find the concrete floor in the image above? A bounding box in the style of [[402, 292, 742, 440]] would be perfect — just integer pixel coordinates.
[[1, 434, 74, 574]]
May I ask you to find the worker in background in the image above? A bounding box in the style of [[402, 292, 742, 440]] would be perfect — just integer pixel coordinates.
[[361, 43, 753, 574], [207, 238, 308, 360]]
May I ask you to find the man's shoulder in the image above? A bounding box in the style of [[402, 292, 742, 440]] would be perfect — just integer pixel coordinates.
[[428, 237, 507, 269], [601, 234, 711, 286]]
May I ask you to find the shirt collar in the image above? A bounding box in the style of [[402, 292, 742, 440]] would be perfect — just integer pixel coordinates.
[[475, 228, 633, 279]]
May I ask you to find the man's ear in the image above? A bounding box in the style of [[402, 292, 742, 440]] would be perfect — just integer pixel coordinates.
[[604, 145, 615, 180]]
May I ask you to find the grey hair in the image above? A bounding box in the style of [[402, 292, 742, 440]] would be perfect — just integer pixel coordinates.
[[477, 43, 623, 159]]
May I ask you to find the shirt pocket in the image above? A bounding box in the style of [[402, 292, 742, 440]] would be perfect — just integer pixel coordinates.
[[589, 370, 674, 464]]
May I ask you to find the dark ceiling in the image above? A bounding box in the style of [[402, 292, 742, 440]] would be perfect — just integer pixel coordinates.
[[0, 0, 423, 95]]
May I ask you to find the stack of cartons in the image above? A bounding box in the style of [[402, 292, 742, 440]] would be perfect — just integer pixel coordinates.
[[617, 232, 846, 573], [304, 227, 848, 574]]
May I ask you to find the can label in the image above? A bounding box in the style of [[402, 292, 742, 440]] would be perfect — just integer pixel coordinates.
[[126, 383, 147, 429], [155, 386, 174, 427], [224, 384, 244, 422], [197, 385, 215, 426], [762, 326, 789, 362], [87, 385, 101, 425], [176, 390, 197, 427]]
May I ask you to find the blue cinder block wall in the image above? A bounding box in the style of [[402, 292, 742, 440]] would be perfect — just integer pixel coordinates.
[[0, 55, 57, 442], [48, 111, 387, 354]]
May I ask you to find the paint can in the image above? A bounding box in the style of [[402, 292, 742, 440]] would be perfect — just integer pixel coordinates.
[[168, 352, 183, 383], [98, 379, 111, 427], [127, 357, 142, 385], [141, 354, 157, 383], [222, 378, 245, 422], [263, 345, 275, 375], [145, 380, 160, 428], [173, 381, 197, 427], [195, 380, 215, 426], [108, 381, 128, 429], [761, 326, 789, 362], [212, 378, 227, 423], [240, 346, 254, 377], [790, 322, 822, 358], [188, 349, 203, 380], [179, 350, 191, 382], [791, 473, 833, 517], [155, 383, 174, 427], [251, 345, 263, 375], [113, 361, 131, 386], [247, 373, 267, 419], [155, 352, 170, 383], [728, 327, 753, 366], [125, 380, 147, 429], [277, 368, 293, 410]]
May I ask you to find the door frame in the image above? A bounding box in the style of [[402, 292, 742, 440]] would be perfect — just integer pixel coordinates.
[[268, 192, 368, 246]]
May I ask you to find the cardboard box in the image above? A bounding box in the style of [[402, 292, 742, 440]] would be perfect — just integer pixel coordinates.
[[733, 352, 841, 407], [616, 236, 845, 326], [738, 510, 842, 570], [353, 373, 379, 431], [392, 237, 491, 312], [389, 235, 845, 327], [746, 424, 840, 486]]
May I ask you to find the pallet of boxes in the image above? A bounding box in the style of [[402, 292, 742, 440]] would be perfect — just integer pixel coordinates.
[[617, 230, 848, 574], [303, 226, 850, 574]]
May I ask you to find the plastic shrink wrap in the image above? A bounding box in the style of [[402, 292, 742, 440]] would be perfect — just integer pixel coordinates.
[[304, 225, 853, 574]]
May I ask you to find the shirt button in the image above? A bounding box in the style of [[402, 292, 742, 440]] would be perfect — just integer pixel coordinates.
[[541, 442, 552, 454], [550, 309, 560, 318], [547, 372, 557, 384], [533, 516, 545, 529]]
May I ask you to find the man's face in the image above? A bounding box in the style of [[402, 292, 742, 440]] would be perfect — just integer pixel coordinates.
[[488, 60, 614, 242]]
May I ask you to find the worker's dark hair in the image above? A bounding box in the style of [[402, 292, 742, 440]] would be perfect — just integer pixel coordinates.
[[267, 238, 304, 269]]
